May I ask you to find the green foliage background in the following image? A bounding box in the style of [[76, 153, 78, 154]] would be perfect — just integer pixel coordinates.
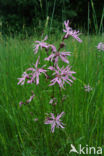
[[0, 0, 103, 34]]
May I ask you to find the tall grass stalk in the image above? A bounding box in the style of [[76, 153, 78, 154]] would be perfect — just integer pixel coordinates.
[[90, 0, 104, 34], [88, 1, 90, 35], [90, 0, 98, 34], [99, 7, 104, 34], [49, 0, 57, 32]]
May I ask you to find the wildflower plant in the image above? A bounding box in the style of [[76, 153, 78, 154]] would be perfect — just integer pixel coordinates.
[[17, 20, 82, 133]]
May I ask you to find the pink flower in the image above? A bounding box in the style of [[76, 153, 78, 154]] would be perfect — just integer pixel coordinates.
[[27, 57, 47, 85], [48, 44, 57, 52], [34, 36, 57, 54], [84, 84, 92, 92], [49, 98, 57, 106], [19, 101, 24, 107], [63, 20, 82, 43], [17, 72, 29, 85], [97, 42, 104, 51], [34, 118, 38, 122], [48, 65, 76, 88], [44, 112, 65, 133], [45, 51, 71, 64], [34, 36, 49, 54]]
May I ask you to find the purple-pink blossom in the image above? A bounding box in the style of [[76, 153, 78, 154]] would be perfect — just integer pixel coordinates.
[[34, 118, 38, 122], [27, 57, 47, 85], [97, 42, 104, 51], [17, 72, 29, 85], [48, 44, 57, 52], [44, 112, 65, 133], [34, 36, 49, 54], [17, 57, 47, 85], [48, 65, 76, 88], [34, 36, 57, 54], [63, 20, 82, 43], [49, 97, 57, 106], [45, 51, 71, 64], [84, 84, 92, 92], [19, 101, 24, 107]]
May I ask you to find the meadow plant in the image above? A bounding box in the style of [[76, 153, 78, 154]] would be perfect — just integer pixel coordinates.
[[18, 20, 82, 133]]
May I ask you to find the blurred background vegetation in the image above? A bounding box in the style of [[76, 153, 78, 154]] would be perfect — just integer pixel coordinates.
[[0, 0, 103, 36]]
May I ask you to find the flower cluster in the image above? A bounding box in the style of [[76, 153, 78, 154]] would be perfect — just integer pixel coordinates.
[[17, 20, 82, 133]]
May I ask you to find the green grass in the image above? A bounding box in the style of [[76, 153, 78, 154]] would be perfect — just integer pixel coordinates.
[[0, 34, 104, 156]]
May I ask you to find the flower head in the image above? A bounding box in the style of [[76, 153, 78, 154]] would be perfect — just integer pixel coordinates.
[[63, 20, 82, 43], [45, 51, 71, 64], [27, 57, 47, 85], [44, 112, 65, 133], [34, 36, 49, 54], [34, 118, 38, 122], [48, 65, 76, 88], [33, 36, 57, 54], [84, 84, 92, 92], [19, 101, 24, 107], [49, 97, 57, 106], [97, 42, 104, 51]]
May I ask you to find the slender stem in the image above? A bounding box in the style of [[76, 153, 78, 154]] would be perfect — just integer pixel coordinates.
[[59, 86, 63, 107], [88, 1, 90, 35]]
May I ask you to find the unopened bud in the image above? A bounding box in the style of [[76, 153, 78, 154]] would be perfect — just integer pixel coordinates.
[[26, 76, 30, 79], [60, 42, 65, 48]]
